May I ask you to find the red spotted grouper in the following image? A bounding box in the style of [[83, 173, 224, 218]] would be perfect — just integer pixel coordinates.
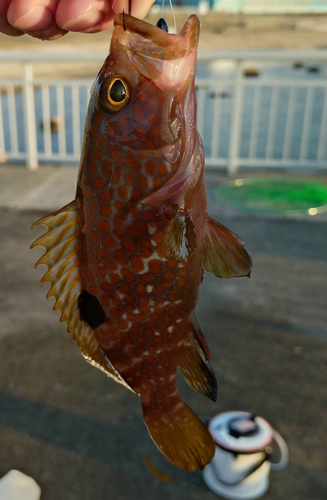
[[31, 13, 252, 471]]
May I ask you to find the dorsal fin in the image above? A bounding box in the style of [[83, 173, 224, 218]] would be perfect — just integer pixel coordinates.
[[31, 200, 133, 391]]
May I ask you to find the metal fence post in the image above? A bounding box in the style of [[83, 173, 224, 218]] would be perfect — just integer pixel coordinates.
[[228, 61, 243, 175], [23, 62, 38, 170]]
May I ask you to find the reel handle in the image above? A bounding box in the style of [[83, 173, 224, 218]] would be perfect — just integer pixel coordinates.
[[269, 429, 289, 471]]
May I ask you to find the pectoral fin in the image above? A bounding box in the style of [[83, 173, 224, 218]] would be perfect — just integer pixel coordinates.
[[203, 216, 252, 278], [164, 211, 196, 261]]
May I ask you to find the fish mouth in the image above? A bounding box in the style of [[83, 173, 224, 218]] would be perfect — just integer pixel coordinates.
[[114, 13, 200, 89], [114, 13, 200, 60]]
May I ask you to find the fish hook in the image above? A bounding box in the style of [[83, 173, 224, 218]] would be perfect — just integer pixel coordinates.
[[129, 0, 132, 15], [123, 9, 126, 30]]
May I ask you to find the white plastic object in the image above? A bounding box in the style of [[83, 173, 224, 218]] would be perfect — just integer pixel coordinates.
[[0, 470, 41, 500], [203, 411, 289, 500]]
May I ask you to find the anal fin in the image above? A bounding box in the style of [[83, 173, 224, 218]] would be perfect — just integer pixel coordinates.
[[203, 216, 252, 278], [179, 325, 217, 402]]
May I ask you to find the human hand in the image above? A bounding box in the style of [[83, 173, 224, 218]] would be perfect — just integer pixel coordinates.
[[0, 0, 156, 40]]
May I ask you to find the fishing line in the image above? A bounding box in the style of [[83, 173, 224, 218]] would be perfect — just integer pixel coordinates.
[[168, 0, 177, 34]]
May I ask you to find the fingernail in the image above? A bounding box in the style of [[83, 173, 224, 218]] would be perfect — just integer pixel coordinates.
[[61, 10, 103, 31], [11, 5, 52, 31]]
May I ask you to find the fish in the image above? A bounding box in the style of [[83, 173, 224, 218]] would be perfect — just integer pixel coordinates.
[[31, 13, 252, 472]]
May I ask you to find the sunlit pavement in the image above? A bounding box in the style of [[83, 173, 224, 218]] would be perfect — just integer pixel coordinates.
[[0, 166, 326, 500]]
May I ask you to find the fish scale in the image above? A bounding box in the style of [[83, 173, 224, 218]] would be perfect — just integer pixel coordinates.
[[31, 12, 252, 472]]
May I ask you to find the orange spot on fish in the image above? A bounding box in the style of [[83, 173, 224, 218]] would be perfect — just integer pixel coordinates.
[[153, 231, 165, 244], [89, 285, 99, 295], [99, 190, 113, 202], [136, 283, 146, 295], [100, 205, 112, 217], [110, 308, 123, 319], [93, 177, 105, 190], [141, 273, 156, 284], [98, 135, 106, 147], [131, 256, 144, 273], [113, 226, 125, 239], [111, 167, 121, 185], [100, 281, 111, 292], [133, 102, 144, 122], [138, 175, 148, 191], [153, 177, 163, 188], [118, 185, 128, 199], [103, 235, 116, 248], [156, 246, 165, 258], [118, 284, 130, 294], [137, 337, 147, 345], [95, 267, 106, 279], [84, 268, 95, 283], [98, 220, 110, 232], [122, 238, 137, 253], [109, 273, 121, 285], [128, 222, 148, 238], [167, 260, 178, 269], [105, 261, 117, 271], [113, 249, 128, 266], [149, 259, 162, 274], [126, 151, 141, 173], [115, 200, 123, 210], [94, 148, 102, 160], [94, 111, 103, 124], [88, 162, 97, 175], [89, 125, 97, 138], [145, 161, 155, 175], [125, 172, 134, 186], [118, 319, 128, 330], [103, 162, 112, 178], [131, 189, 143, 202], [177, 279, 186, 288], [121, 268, 135, 284]]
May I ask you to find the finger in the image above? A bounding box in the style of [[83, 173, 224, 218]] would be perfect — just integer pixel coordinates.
[[0, 0, 23, 36], [26, 24, 67, 40], [127, 0, 156, 18], [56, 0, 112, 32], [7, 0, 57, 30], [7, 0, 67, 40]]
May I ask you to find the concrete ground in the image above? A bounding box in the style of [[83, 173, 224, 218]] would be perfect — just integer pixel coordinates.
[[0, 165, 326, 500]]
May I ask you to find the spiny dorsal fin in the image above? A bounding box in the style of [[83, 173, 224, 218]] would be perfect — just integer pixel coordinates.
[[203, 216, 252, 278], [164, 211, 196, 261], [179, 327, 217, 402], [31, 200, 129, 387]]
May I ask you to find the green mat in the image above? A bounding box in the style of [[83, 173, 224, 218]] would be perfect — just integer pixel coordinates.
[[214, 178, 327, 215]]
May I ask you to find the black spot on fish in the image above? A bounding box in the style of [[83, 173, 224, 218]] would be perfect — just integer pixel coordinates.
[[156, 18, 168, 32], [78, 289, 105, 329]]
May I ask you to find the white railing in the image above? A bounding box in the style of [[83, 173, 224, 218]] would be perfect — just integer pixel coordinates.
[[1, 50, 327, 173]]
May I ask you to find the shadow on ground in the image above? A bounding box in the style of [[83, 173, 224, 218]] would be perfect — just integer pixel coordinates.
[[0, 172, 326, 500]]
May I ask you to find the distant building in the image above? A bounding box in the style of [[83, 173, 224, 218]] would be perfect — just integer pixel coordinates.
[[214, 0, 327, 13]]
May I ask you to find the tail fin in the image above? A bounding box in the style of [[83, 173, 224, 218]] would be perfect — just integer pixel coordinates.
[[142, 400, 215, 471]]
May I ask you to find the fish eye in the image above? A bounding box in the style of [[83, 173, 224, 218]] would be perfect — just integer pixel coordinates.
[[100, 77, 129, 112]]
